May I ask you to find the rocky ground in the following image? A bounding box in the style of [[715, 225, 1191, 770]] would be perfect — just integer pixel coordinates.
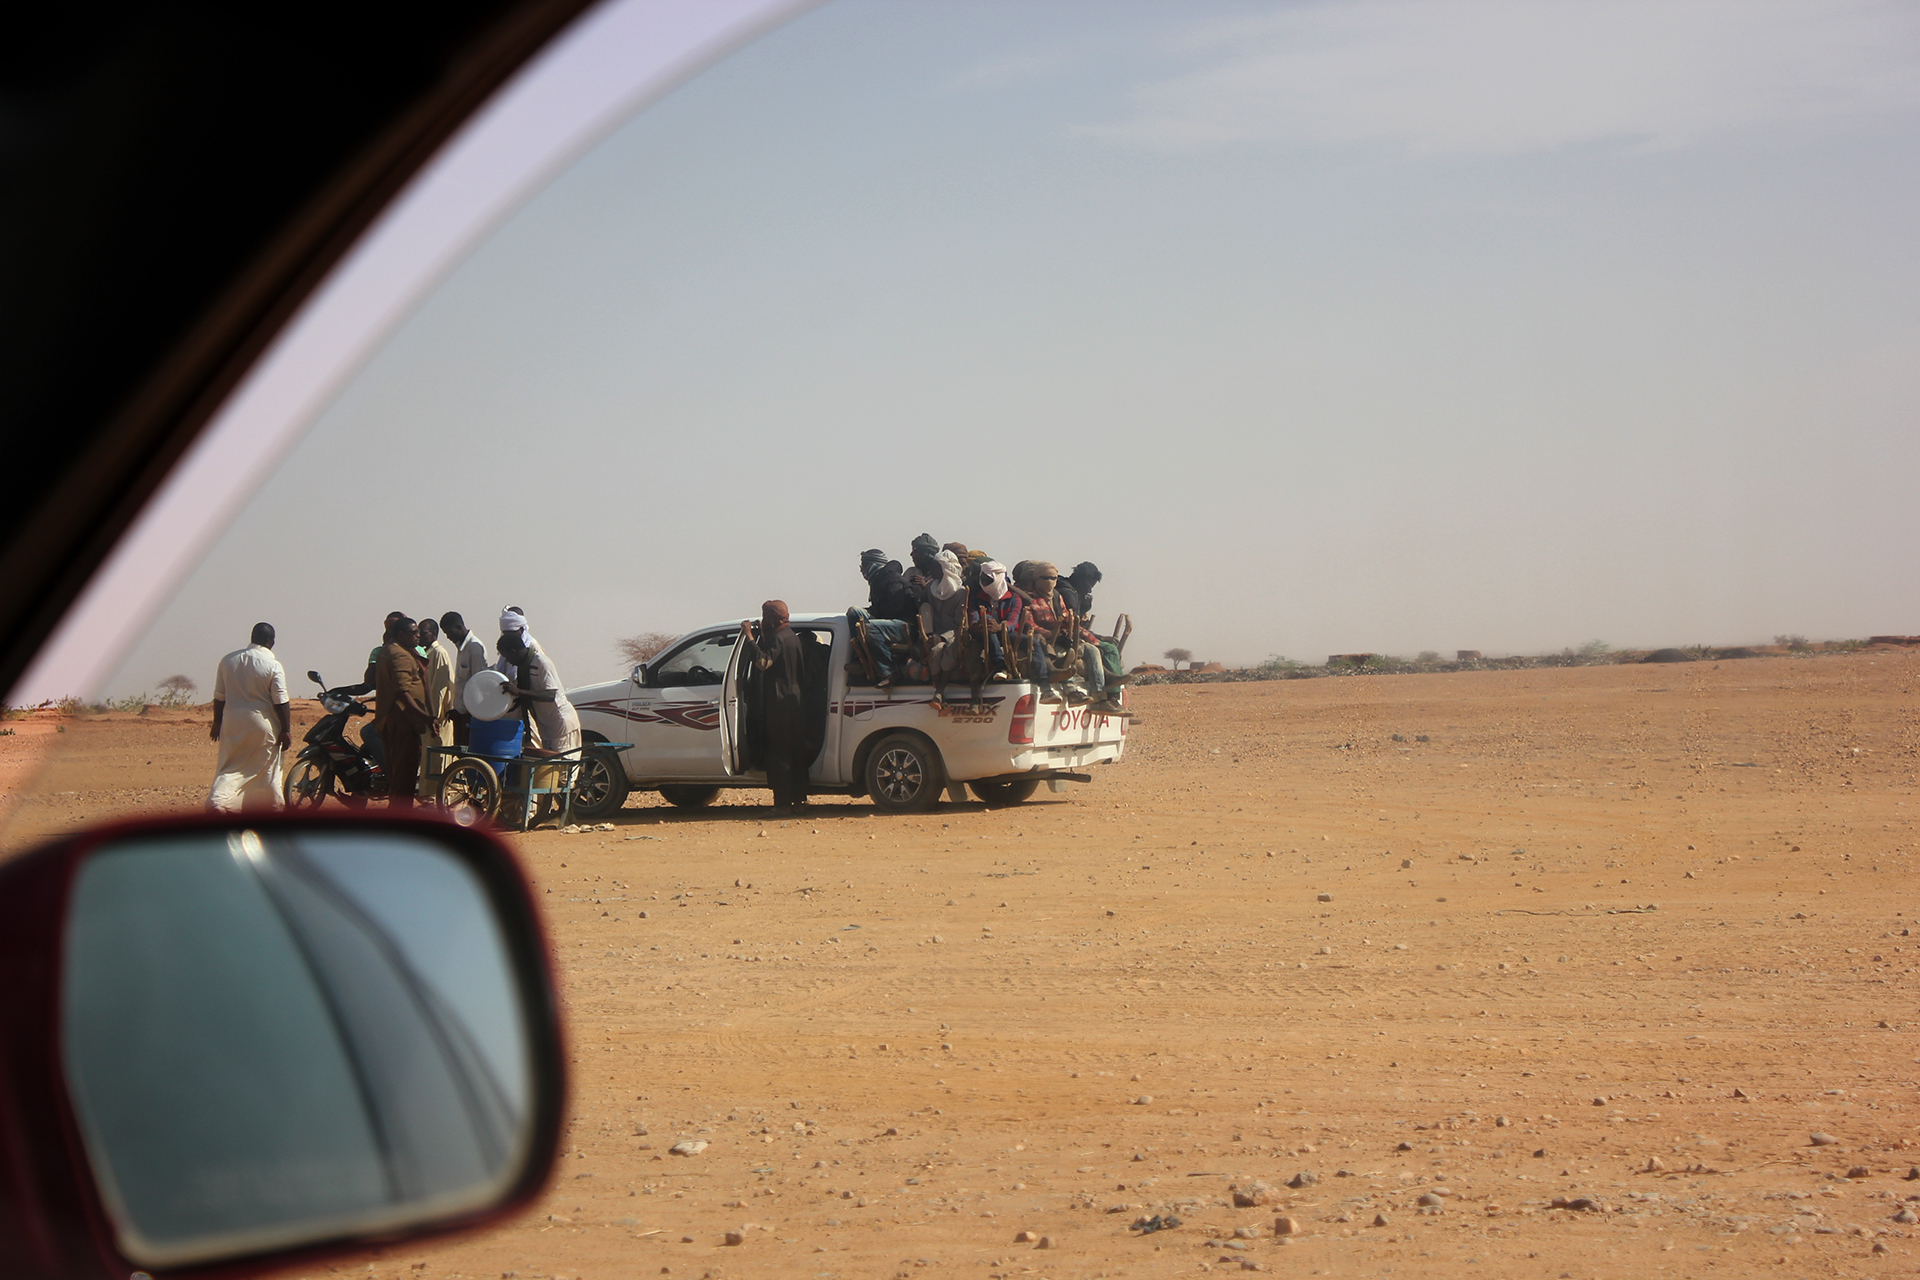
[[3, 651, 1918, 1279]]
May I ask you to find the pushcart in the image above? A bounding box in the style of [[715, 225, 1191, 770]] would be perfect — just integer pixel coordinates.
[[430, 739, 632, 830]]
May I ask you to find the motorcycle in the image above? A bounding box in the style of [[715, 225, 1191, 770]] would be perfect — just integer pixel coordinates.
[[282, 670, 388, 809]]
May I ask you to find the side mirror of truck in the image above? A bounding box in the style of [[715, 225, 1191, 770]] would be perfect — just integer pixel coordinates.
[[632, 664, 647, 686], [0, 812, 565, 1279]]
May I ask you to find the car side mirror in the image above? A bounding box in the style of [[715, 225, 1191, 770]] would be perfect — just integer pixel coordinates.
[[308, 669, 324, 684], [0, 813, 564, 1279], [632, 664, 647, 686]]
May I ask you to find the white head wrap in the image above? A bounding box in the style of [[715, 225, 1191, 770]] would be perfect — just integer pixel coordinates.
[[499, 607, 541, 653], [980, 560, 1010, 602], [924, 548, 962, 601]]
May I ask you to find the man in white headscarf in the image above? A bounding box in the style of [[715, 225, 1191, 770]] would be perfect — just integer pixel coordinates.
[[492, 605, 537, 672], [208, 622, 291, 811], [907, 534, 966, 706]]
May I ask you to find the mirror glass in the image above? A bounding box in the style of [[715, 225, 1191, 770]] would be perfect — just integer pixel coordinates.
[[60, 827, 532, 1268]]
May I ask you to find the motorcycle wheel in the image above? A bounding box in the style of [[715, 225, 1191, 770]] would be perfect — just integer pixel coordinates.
[[283, 758, 337, 810], [438, 757, 501, 827]]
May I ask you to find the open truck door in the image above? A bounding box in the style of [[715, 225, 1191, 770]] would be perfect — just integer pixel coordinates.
[[719, 625, 747, 777]]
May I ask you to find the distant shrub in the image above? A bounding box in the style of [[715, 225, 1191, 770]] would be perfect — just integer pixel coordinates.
[[1775, 634, 1810, 650], [1417, 651, 1440, 664], [1258, 654, 1302, 673], [617, 631, 679, 666], [1579, 639, 1611, 658]]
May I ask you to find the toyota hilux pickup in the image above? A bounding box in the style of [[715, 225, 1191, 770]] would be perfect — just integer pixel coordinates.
[[566, 613, 1129, 813]]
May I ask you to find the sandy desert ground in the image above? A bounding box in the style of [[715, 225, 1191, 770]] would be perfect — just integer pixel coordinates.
[[4, 651, 1918, 1280]]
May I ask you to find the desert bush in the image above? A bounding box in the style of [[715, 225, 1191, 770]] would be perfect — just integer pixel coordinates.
[[1258, 654, 1302, 673], [1579, 639, 1611, 658], [1416, 651, 1440, 664], [616, 631, 679, 666], [1163, 647, 1193, 669], [1775, 634, 1810, 650]]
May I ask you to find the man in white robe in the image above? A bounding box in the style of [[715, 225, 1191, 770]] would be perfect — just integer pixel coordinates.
[[417, 616, 457, 796], [441, 610, 489, 746], [208, 622, 291, 811]]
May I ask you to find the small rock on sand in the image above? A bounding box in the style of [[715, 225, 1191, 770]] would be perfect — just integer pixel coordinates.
[[1014, 1230, 1036, 1242], [1372, 1212, 1391, 1227], [1287, 1171, 1317, 1188], [1272, 1216, 1299, 1236], [1317, 893, 1332, 902], [723, 1231, 744, 1246], [1809, 1132, 1839, 1146], [1232, 1180, 1277, 1207], [669, 1139, 708, 1156], [1418, 1192, 1443, 1207]]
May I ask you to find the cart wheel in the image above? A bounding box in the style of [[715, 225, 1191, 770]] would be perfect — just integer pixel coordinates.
[[438, 756, 501, 827]]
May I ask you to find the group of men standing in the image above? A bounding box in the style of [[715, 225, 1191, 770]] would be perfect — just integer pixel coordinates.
[[360, 607, 579, 807], [205, 605, 578, 812], [848, 535, 1129, 713]]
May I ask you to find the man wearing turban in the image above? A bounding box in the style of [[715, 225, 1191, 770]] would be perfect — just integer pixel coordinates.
[[740, 600, 809, 811]]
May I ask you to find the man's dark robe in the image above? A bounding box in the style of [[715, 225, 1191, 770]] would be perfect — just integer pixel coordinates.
[[374, 640, 430, 804], [865, 559, 918, 622], [754, 624, 810, 807]]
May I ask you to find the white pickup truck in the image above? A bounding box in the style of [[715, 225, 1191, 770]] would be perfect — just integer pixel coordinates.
[[562, 613, 1129, 817]]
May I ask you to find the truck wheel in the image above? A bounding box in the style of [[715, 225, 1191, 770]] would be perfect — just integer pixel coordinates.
[[659, 784, 721, 809], [969, 777, 1040, 807], [865, 733, 945, 814], [570, 746, 630, 821]]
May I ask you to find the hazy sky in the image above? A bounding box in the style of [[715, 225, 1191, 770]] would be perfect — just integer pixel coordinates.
[[105, 0, 1920, 697]]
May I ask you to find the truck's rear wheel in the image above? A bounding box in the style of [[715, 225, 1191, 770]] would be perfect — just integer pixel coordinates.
[[969, 777, 1040, 807], [659, 784, 721, 809], [865, 733, 945, 814]]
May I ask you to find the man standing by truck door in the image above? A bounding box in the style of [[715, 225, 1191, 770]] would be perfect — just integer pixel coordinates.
[[741, 599, 808, 812]]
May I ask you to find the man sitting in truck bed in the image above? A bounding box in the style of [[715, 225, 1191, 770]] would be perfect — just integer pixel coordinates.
[[963, 560, 1024, 711], [908, 533, 967, 706], [848, 548, 917, 691], [1057, 561, 1128, 698]]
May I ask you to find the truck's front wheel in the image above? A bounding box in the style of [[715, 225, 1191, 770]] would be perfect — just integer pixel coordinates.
[[570, 746, 630, 821], [865, 733, 945, 814]]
